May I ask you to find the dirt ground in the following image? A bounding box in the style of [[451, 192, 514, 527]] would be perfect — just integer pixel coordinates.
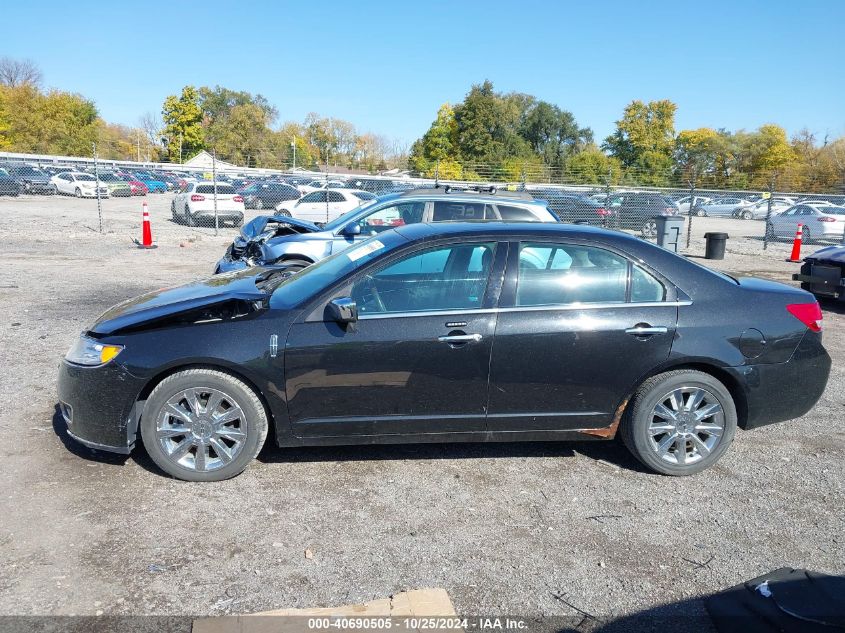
[[0, 193, 842, 631]]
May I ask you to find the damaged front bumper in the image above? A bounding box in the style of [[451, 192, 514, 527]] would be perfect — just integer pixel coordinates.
[[57, 360, 145, 453]]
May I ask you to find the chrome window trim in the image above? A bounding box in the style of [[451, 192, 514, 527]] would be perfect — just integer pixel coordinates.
[[357, 300, 691, 320]]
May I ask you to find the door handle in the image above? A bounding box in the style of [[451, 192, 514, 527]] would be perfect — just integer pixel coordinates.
[[625, 325, 668, 336], [437, 333, 483, 344]]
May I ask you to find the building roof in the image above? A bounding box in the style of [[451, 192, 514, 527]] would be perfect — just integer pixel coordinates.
[[182, 151, 240, 171]]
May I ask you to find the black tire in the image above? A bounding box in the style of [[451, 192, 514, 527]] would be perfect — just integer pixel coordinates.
[[741, 210, 753, 220], [140, 368, 269, 482], [254, 198, 264, 210], [185, 204, 196, 227], [75, 188, 82, 198], [275, 208, 291, 217], [621, 370, 737, 476], [802, 227, 811, 244], [171, 201, 178, 223], [696, 209, 705, 217]]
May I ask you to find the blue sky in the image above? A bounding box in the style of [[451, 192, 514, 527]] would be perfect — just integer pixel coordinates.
[[3, 0, 844, 146]]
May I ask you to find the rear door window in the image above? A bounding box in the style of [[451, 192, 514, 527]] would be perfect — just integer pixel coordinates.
[[516, 243, 629, 306], [432, 201, 485, 221]]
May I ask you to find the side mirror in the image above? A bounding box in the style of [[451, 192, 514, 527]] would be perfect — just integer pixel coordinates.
[[328, 297, 358, 324], [342, 223, 361, 236]]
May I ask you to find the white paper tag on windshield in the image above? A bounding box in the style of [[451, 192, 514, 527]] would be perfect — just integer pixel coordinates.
[[346, 240, 385, 262]]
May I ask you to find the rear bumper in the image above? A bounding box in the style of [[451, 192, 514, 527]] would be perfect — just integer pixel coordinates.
[[728, 331, 831, 430]]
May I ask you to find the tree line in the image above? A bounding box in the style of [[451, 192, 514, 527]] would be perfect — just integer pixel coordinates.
[[1, 58, 842, 192], [410, 80, 845, 192]]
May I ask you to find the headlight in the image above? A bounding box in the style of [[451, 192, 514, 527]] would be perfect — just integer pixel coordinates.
[[65, 335, 123, 366]]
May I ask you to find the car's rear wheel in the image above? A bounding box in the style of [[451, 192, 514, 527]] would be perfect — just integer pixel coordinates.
[[254, 198, 264, 210], [275, 208, 291, 217], [741, 210, 753, 220], [621, 370, 737, 476], [140, 368, 269, 482], [171, 200, 178, 222], [696, 209, 705, 217], [641, 220, 657, 239], [802, 227, 812, 244], [185, 205, 196, 226]]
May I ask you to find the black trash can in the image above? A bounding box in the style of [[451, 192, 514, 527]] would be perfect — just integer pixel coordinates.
[[704, 232, 728, 260]]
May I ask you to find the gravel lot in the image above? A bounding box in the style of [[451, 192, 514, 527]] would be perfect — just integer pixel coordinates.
[[0, 193, 842, 630]]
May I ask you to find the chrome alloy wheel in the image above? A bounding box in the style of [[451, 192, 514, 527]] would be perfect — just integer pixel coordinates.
[[647, 387, 725, 466], [156, 387, 248, 472]]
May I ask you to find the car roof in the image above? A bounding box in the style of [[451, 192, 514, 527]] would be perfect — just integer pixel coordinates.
[[382, 191, 545, 206], [392, 221, 644, 245]]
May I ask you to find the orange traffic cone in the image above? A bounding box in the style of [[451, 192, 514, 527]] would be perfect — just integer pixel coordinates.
[[787, 223, 803, 263], [137, 202, 157, 249]]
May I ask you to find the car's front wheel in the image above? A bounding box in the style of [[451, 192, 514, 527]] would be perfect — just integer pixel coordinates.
[[254, 198, 264, 210], [741, 210, 753, 220], [621, 370, 737, 476], [140, 368, 269, 481], [75, 188, 82, 198]]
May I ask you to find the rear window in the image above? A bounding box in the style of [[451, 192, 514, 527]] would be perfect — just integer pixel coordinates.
[[196, 185, 236, 194]]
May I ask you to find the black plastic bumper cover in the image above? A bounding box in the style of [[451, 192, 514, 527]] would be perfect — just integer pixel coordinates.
[[57, 360, 146, 453]]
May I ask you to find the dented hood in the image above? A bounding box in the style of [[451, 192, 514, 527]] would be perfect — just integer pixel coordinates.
[[239, 215, 321, 240], [90, 267, 271, 335]]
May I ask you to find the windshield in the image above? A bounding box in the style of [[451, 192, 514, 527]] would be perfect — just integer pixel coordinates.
[[323, 199, 381, 231], [269, 231, 406, 309]]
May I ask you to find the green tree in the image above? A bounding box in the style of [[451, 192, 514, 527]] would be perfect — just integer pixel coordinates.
[[520, 101, 592, 167], [565, 144, 623, 184], [604, 99, 677, 167], [409, 103, 460, 177], [162, 86, 205, 161]]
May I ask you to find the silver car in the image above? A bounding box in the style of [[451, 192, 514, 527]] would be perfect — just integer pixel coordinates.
[[768, 203, 845, 243], [215, 189, 558, 274], [692, 197, 752, 217]]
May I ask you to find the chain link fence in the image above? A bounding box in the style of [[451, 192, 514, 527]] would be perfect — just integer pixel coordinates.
[[2, 148, 844, 254]]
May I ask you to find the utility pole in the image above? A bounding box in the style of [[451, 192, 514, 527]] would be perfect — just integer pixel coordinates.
[[212, 149, 219, 236], [686, 170, 697, 250], [763, 173, 777, 250], [93, 142, 103, 233]]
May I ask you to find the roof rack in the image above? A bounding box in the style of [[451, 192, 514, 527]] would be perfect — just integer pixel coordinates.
[[400, 185, 535, 200]]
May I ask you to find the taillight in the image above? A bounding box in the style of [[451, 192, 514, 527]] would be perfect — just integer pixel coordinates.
[[233, 195, 243, 202], [191, 194, 205, 202], [787, 302, 822, 332], [596, 207, 609, 216], [817, 216, 836, 222], [665, 207, 676, 215]]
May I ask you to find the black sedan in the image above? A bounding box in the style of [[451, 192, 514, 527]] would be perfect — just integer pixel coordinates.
[[58, 223, 831, 481]]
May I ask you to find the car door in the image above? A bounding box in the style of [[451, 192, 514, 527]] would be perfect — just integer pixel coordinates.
[[486, 239, 677, 432], [772, 206, 799, 237], [326, 191, 346, 221], [283, 239, 506, 437], [294, 191, 327, 222]]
